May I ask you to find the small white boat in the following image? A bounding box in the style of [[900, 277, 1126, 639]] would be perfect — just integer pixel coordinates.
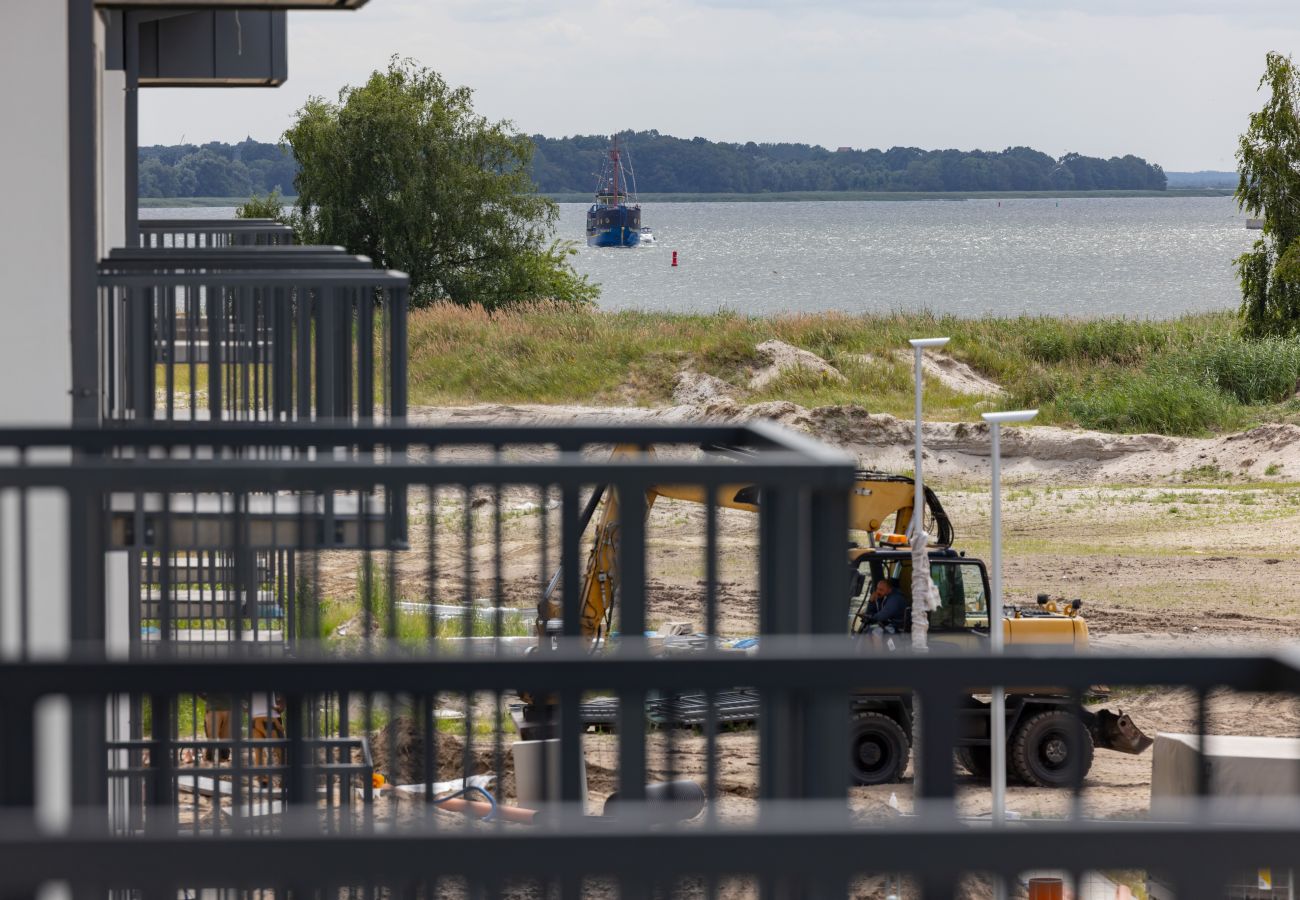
[[639, 227, 657, 245]]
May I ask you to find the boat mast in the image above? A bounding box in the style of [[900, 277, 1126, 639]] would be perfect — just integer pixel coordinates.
[[611, 133, 619, 206]]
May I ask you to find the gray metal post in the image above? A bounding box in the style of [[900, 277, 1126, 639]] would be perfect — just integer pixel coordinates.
[[69, 0, 99, 424], [124, 12, 139, 246], [982, 409, 1036, 900], [989, 421, 1005, 824]]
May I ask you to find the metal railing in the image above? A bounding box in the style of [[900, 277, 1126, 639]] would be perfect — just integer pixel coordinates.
[[98, 267, 408, 424], [0, 425, 1297, 898], [138, 218, 295, 248], [103, 245, 370, 272]]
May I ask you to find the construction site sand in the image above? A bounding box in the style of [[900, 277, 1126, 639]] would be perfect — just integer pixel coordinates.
[[411, 401, 1300, 484], [312, 401, 1300, 856]]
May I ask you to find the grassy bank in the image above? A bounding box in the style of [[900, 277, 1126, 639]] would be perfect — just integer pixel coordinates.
[[408, 306, 1300, 436]]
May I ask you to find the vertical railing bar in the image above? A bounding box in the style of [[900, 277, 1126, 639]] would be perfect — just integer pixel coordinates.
[[17, 456, 29, 659], [297, 285, 311, 421], [427, 481, 438, 654], [560, 483, 582, 641], [164, 282, 175, 422], [461, 478, 476, 831], [461, 483, 475, 655], [207, 281, 222, 423], [391, 285, 408, 424], [493, 448, 504, 644], [358, 285, 374, 423], [1196, 687, 1210, 800], [184, 282, 196, 423], [1070, 688, 1085, 821], [617, 475, 647, 804]]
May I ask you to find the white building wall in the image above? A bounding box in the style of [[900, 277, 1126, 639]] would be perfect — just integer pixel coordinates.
[[0, 4, 73, 426], [0, 2, 125, 835], [101, 51, 126, 254]]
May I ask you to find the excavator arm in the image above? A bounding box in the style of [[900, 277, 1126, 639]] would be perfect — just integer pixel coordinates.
[[652, 470, 953, 546]]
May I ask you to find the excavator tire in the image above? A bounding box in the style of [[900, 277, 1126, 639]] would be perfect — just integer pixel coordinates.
[[956, 746, 993, 780], [850, 711, 909, 786], [1010, 710, 1094, 788]]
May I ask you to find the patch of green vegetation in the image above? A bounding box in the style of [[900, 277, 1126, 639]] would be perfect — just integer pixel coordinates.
[[1063, 369, 1243, 436], [1181, 463, 1231, 483], [405, 307, 1300, 437]]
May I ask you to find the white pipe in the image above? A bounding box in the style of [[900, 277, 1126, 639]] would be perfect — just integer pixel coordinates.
[[907, 337, 949, 541]]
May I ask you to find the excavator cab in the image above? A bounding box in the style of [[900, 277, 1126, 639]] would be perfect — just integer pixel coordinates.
[[849, 551, 991, 637]]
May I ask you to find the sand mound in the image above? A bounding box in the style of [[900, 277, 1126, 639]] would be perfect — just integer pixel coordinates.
[[673, 371, 736, 405], [749, 340, 846, 390], [900, 350, 1006, 396], [845, 351, 1005, 397]]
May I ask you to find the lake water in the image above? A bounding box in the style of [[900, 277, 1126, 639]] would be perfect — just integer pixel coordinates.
[[145, 196, 1255, 318]]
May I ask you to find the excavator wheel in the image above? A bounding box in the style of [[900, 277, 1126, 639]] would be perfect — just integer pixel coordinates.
[[1010, 710, 1094, 788], [849, 711, 909, 786], [956, 746, 993, 780]]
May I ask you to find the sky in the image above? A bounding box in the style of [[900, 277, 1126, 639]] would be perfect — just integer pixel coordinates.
[[138, 0, 1300, 172]]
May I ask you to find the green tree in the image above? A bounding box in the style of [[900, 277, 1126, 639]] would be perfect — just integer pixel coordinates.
[[236, 189, 287, 221], [1237, 52, 1300, 336], [283, 58, 595, 309]]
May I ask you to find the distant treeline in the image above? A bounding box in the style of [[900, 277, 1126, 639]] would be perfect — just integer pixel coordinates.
[[138, 132, 1167, 198], [138, 138, 297, 198], [530, 131, 1167, 193], [1164, 170, 1238, 189]]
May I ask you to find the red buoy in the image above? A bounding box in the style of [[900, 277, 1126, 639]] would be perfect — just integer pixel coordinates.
[[672, 251, 678, 267]]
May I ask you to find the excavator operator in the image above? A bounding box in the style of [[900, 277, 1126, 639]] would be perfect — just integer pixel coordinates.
[[863, 577, 908, 634]]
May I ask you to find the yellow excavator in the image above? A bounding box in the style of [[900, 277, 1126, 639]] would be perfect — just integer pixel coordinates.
[[531, 447, 1152, 788]]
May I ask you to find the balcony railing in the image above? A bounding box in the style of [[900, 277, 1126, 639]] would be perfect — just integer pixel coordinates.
[[98, 265, 408, 424], [138, 218, 295, 248], [1, 425, 1296, 897]]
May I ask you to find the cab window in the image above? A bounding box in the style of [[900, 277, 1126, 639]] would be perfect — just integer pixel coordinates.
[[928, 561, 988, 630]]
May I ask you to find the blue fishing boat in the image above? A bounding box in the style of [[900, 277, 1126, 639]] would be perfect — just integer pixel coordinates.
[[586, 135, 642, 248]]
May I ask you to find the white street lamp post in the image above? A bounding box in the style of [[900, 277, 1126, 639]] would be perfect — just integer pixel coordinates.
[[981, 409, 1038, 833], [908, 338, 949, 541]]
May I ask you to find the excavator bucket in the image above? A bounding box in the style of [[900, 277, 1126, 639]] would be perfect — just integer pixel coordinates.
[[1093, 708, 1154, 755]]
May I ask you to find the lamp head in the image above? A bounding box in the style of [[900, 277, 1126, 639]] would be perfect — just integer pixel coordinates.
[[909, 337, 950, 349], [982, 410, 1038, 425]]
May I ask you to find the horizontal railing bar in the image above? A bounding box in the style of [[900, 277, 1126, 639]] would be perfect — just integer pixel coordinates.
[[0, 456, 857, 491], [0, 422, 846, 456], [0, 649, 1289, 700], [99, 270, 408, 287], [102, 256, 374, 271], [108, 246, 348, 257], [0, 815, 1296, 885], [139, 219, 294, 230]]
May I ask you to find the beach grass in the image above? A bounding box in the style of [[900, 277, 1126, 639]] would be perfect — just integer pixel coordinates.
[[405, 305, 1299, 436]]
